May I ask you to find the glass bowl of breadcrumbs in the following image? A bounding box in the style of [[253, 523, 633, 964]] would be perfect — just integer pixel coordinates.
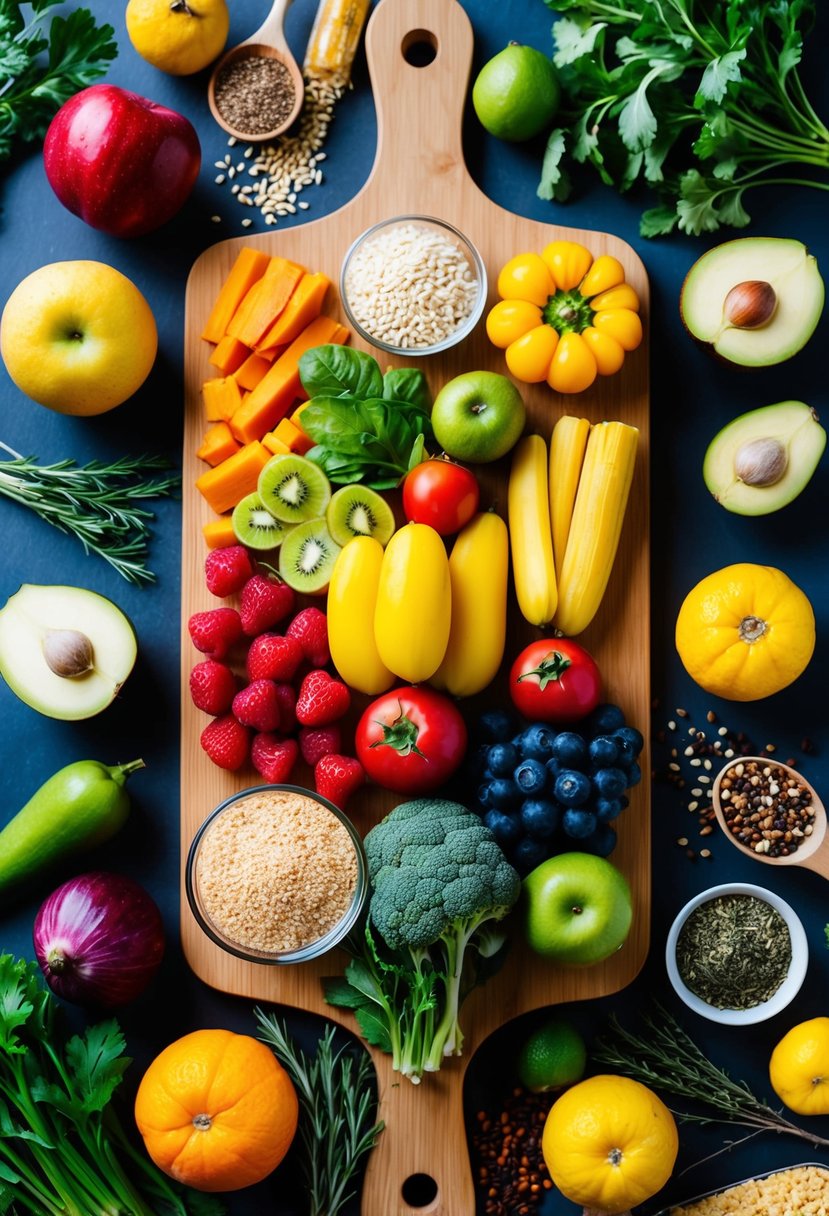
[[186, 785, 367, 964]]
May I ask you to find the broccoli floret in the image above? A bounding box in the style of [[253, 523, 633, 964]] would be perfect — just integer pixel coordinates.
[[356, 799, 521, 1081]]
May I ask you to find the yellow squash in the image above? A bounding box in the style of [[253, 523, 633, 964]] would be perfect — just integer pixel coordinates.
[[555, 421, 638, 637], [327, 537, 395, 696], [770, 1018, 829, 1116], [374, 523, 451, 684], [549, 415, 590, 577], [431, 512, 509, 698], [675, 563, 815, 701], [508, 435, 557, 627], [542, 1075, 678, 1214]]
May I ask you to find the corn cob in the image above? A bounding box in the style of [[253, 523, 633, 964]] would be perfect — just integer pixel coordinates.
[[508, 435, 557, 626], [554, 421, 639, 636], [549, 415, 590, 577]]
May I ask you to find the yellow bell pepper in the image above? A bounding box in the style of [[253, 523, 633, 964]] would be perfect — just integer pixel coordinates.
[[487, 241, 643, 394]]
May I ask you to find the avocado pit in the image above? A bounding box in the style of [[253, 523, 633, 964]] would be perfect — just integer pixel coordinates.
[[733, 437, 787, 487], [723, 279, 777, 330], [42, 628, 94, 678]]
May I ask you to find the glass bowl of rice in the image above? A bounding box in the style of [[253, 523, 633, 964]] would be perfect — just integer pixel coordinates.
[[340, 215, 487, 356], [186, 784, 367, 964]]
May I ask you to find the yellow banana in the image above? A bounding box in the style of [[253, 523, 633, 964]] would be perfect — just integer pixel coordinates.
[[549, 415, 591, 576], [327, 536, 395, 695], [508, 434, 558, 626], [555, 420, 639, 636], [374, 523, 451, 683], [431, 512, 509, 697]]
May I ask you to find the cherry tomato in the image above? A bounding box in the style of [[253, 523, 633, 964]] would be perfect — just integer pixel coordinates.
[[509, 639, 602, 723], [402, 459, 480, 536], [355, 686, 468, 794]]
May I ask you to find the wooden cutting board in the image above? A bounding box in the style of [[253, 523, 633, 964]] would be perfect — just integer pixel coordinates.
[[181, 1, 650, 1211]]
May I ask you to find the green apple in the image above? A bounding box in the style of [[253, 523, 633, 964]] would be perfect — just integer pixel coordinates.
[[431, 371, 526, 463], [472, 44, 560, 142], [0, 584, 137, 720], [523, 852, 632, 965]]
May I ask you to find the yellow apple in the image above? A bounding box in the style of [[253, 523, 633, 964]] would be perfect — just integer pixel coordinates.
[[0, 260, 158, 417]]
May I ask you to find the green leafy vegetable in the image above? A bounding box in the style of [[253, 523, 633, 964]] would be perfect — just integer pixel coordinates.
[[539, 0, 829, 235], [0, 443, 180, 584], [298, 346, 434, 489], [0, 954, 226, 1216], [0, 2, 117, 164], [254, 1012, 384, 1216]]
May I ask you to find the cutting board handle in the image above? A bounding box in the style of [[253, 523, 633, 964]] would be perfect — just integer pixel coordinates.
[[363, 0, 474, 191]]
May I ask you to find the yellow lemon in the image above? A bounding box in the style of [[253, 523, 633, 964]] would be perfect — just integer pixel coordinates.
[[126, 0, 229, 76], [770, 1017, 829, 1116]]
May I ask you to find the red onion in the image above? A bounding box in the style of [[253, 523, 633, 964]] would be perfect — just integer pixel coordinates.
[[33, 872, 165, 1008]]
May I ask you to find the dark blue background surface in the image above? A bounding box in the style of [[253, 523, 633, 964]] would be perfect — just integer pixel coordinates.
[[1, 1, 827, 1212]]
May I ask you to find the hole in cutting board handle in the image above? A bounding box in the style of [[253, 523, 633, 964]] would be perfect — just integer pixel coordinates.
[[401, 1173, 439, 1210], [402, 29, 438, 67]]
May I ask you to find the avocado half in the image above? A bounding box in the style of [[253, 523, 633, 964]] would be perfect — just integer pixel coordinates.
[[704, 401, 826, 515], [680, 237, 824, 368]]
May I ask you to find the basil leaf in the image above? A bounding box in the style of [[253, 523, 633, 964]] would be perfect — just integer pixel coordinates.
[[383, 367, 431, 411], [298, 344, 383, 399]]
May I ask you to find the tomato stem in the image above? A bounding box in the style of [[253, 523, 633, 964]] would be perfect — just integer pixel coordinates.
[[517, 650, 572, 690], [369, 705, 427, 759]]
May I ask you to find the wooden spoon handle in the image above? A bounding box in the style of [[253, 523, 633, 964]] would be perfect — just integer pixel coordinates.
[[362, 1050, 474, 1215], [246, 0, 293, 53], [803, 836, 829, 880], [363, 0, 473, 190]]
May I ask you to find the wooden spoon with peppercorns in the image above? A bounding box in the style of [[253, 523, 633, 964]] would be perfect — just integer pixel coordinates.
[[207, 0, 304, 142], [712, 757, 829, 879]]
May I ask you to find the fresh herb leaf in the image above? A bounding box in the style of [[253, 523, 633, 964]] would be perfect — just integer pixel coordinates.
[[697, 49, 747, 105], [552, 16, 607, 67], [299, 345, 384, 400], [537, 127, 572, 201], [639, 202, 680, 235], [355, 1006, 394, 1053], [382, 367, 431, 411]]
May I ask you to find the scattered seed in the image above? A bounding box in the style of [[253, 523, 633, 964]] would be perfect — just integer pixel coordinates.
[[706, 710, 717, 723], [700, 848, 712, 859], [241, 218, 253, 227], [210, 215, 221, 223]]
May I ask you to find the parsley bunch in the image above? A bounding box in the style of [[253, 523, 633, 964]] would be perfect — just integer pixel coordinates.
[[0, 0, 116, 164], [0, 955, 224, 1216], [538, 0, 829, 236]]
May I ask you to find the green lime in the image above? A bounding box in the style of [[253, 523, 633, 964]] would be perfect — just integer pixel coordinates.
[[517, 1017, 587, 1093], [472, 43, 560, 142]]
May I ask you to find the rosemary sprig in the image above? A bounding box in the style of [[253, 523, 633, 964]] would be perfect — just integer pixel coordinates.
[[255, 1010, 384, 1216], [0, 443, 180, 585], [592, 1005, 829, 1152]]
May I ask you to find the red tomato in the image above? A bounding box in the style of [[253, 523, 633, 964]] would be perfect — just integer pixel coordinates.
[[402, 459, 480, 536], [509, 639, 602, 723], [355, 686, 468, 794]]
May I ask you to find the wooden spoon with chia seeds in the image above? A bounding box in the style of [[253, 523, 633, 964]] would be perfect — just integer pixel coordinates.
[[208, 0, 304, 142], [712, 756, 829, 879]]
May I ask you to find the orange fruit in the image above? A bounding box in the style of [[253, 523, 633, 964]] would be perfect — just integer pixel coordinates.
[[134, 1028, 298, 1192]]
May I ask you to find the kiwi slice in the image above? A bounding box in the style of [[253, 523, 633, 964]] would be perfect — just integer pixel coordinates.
[[278, 518, 342, 594], [232, 492, 295, 551], [258, 454, 331, 524], [327, 485, 396, 548]]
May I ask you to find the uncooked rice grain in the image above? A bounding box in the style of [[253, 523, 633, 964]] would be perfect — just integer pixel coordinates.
[[195, 789, 358, 954], [669, 1164, 829, 1215]]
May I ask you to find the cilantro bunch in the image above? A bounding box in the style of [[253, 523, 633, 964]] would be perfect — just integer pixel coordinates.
[[538, 0, 829, 236], [0, 955, 223, 1216], [0, 0, 116, 164]]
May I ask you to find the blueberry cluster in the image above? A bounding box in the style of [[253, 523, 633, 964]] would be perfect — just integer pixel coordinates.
[[470, 705, 644, 876]]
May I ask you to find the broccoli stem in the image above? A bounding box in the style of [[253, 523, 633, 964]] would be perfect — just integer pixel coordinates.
[[424, 913, 492, 1072]]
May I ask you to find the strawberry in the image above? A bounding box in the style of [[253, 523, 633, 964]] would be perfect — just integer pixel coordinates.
[[273, 682, 297, 734], [286, 606, 330, 667], [205, 545, 253, 598], [188, 607, 243, 660], [190, 660, 237, 716], [296, 670, 351, 727], [246, 633, 304, 683], [232, 679, 282, 732], [299, 724, 342, 767], [200, 714, 250, 771], [251, 734, 299, 784], [315, 754, 365, 809], [240, 574, 295, 636]]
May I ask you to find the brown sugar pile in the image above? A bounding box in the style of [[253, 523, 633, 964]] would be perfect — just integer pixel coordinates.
[[196, 789, 358, 953]]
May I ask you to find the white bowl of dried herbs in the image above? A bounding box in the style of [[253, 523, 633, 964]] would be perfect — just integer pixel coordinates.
[[665, 882, 808, 1025]]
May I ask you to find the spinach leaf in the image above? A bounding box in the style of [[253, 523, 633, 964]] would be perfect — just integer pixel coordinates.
[[382, 368, 431, 411], [302, 390, 434, 489], [299, 345, 384, 399]]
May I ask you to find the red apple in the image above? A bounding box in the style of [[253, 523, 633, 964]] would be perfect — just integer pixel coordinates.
[[43, 84, 201, 239]]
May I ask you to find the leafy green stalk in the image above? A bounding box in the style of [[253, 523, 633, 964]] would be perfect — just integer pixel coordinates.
[[254, 1012, 384, 1216], [538, 0, 829, 235], [0, 445, 180, 584]]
